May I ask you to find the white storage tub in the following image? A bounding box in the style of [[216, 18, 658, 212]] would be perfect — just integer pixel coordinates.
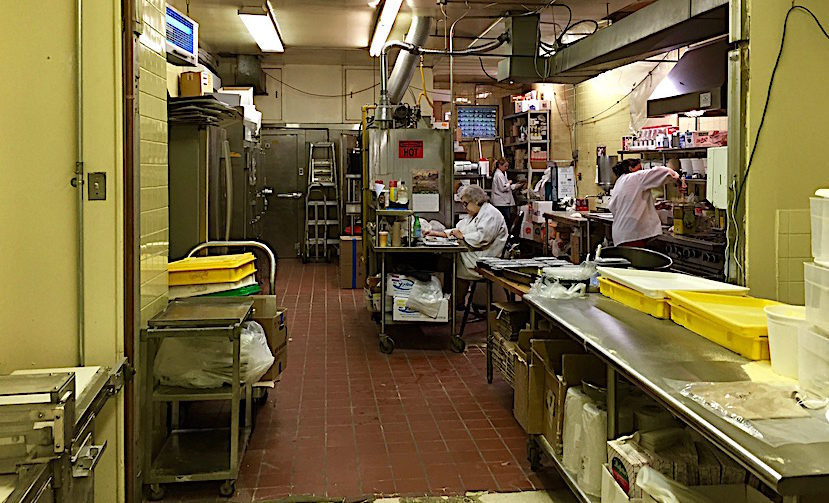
[[764, 305, 806, 379], [804, 262, 829, 333], [812, 193, 829, 267], [798, 324, 829, 400]]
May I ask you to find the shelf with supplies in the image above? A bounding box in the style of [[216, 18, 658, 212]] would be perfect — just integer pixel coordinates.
[[504, 110, 551, 120], [618, 147, 712, 156], [504, 139, 549, 148]]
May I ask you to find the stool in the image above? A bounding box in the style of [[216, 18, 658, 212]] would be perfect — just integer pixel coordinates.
[[458, 280, 485, 338]]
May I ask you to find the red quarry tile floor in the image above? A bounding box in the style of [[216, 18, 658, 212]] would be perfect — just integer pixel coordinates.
[[156, 260, 564, 502]]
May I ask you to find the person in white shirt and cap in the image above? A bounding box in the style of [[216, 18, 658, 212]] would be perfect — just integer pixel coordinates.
[[425, 184, 508, 283], [608, 159, 686, 248], [490, 158, 524, 225]]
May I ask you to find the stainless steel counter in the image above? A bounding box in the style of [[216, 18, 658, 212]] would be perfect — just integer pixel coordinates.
[[524, 293, 829, 499]]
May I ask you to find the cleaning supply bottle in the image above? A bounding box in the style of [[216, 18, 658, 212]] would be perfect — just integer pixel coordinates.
[[413, 215, 421, 240], [389, 180, 398, 203]]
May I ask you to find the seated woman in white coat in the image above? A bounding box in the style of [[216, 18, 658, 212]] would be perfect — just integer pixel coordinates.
[[425, 184, 508, 281]]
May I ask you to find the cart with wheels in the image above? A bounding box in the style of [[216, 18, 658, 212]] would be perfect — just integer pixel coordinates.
[[372, 242, 467, 354], [142, 298, 255, 500]]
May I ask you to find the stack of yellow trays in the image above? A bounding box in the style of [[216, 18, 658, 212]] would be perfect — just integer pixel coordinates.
[[598, 277, 671, 319], [666, 291, 780, 360], [168, 253, 259, 299]]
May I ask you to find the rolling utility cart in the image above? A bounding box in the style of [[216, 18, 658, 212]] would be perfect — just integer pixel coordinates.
[[142, 298, 255, 500]]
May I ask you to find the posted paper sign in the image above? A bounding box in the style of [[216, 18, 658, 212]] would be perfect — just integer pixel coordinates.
[[398, 140, 424, 159]]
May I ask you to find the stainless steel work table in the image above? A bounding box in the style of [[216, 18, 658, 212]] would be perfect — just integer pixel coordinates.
[[523, 293, 829, 503], [371, 241, 466, 354]]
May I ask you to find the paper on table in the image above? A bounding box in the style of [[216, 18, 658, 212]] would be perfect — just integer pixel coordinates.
[[413, 193, 440, 212]]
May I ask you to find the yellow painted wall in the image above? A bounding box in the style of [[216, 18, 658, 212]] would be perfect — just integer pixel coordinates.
[[744, 1, 829, 299], [0, 1, 125, 501]]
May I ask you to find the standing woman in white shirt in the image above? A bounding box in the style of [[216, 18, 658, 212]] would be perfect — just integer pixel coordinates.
[[608, 159, 685, 248], [490, 158, 524, 225]]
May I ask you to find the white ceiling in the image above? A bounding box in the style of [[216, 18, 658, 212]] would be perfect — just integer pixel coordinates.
[[170, 0, 644, 83]]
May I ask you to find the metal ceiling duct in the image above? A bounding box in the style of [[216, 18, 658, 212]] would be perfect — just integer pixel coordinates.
[[549, 0, 729, 84], [386, 16, 432, 104], [647, 40, 728, 117]]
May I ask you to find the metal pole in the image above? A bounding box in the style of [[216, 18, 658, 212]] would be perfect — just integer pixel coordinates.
[[74, 0, 86, 366]]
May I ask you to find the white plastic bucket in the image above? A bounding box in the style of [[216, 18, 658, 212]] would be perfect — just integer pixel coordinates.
[[798, 325, 829, 400], [812, 195, 829, 267], [804, 262, 829, 334], [764, 305, 806, 378]]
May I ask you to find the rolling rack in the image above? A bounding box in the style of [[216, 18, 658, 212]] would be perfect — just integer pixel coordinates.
[[142, 298, 255, 500]]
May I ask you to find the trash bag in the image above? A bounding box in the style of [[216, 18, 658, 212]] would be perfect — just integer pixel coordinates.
[[636, 467, 717, 503], [154, 321, 275, 388], [405, 275, 445, 318]]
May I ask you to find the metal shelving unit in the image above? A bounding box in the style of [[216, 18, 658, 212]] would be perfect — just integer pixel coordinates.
[[503, 110, 550, 189], [344, 173, 362, 234], [528, 435, 599, 503]]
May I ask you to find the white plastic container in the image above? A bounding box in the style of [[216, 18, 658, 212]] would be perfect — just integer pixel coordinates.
[[764, 305, 806, 378], [798, 325, 829, 400], [812, 195, 829, 267], [804, 262, 829, 333]]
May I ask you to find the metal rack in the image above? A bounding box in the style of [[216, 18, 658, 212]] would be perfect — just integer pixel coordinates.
[[304, 142, 340, 261], [523, 293, 829, 503], [142, 298, 255, 500]]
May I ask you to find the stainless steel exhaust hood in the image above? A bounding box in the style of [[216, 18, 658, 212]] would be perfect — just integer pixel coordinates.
[[647, 40, 728, 117]]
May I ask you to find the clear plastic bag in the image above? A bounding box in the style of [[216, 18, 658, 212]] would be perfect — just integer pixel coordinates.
[[154, 321, 274, 388], [528, 277, 586, 299], [636, 467, 716, 503], [405, 276, 445, 318]]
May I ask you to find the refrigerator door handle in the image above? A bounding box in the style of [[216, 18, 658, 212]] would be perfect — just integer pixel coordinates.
[[222, 140, 233, 241]]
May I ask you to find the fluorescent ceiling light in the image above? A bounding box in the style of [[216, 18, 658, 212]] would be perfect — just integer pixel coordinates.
[[369, 0, 403, 57], [239, 2, 284, 52]]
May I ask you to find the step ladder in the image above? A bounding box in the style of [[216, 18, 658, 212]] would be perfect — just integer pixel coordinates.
[[344, 174, 362, 235], [304, 142, 340, 262]]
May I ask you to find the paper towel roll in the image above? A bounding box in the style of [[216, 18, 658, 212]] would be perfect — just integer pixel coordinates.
[[578, 401, 607, 497], [562, 386, 591, 473], [635, 405, 677, 432]]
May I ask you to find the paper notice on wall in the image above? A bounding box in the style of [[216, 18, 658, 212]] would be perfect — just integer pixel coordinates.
[[412, 193, 440, 212], [557, 165, 576, 200]]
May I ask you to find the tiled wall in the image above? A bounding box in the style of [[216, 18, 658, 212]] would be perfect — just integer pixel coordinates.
[[776, 209, 812, 304], [138, 0, 169, 325]]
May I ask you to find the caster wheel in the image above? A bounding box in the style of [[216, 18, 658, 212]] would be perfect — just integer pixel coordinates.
[[253, 388, 269, 404], [450, 336, 466, 353], [527, 438, 542, 471], [147, 484, 165, 501], [379, 336, 395, 354], [219, 480, 236, 497]]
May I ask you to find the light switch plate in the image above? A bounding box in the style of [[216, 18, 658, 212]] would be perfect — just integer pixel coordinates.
[[88, 172, 106, 200]]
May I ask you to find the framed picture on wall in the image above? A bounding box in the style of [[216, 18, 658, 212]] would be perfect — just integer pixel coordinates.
[[457, 105, 498, 140]]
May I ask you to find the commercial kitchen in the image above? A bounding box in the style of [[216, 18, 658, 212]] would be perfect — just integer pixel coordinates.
[[3, 1, 829, 502]]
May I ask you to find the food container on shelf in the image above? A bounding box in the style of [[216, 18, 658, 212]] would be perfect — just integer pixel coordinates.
[[798, 324, 829, 400], [764, 305, 806, 379], [666, 291, 779, 360], [811, 192, 829, 267], [804, 261, 829, 333]]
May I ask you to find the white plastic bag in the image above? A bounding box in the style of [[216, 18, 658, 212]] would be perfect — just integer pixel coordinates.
[[154, 321, 274, 388], [636, 467, 717, 503], [405, 276, 444, 318], [528, 278, 586, 299]]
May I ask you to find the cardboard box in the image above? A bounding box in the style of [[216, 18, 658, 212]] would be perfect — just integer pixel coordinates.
[[517, 328, 565, 353], [271, 343, 287, 378], [387, 274, 416, 298], [339, 236, 365, 289], [532, 339, 605, 452], [513, 346, 533, 431], [531, 201, 554, 223], [602, 464, 645, 503], [607, 435, 654, 499], [392, 296, 449, 322], [251, 295, 288, 383], [179, 71, 213, 97]]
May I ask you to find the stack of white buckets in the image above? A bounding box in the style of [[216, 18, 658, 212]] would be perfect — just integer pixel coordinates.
[[766, 190, 829, 401]]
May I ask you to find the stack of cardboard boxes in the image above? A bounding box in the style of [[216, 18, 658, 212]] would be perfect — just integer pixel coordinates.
[[251, 296, 288, 386]]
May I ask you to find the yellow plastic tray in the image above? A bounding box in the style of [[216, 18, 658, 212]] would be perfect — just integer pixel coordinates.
[[168, 253, 255, 272], [599, 277, 670, 319], [666, 291, 779, 338], [669, 304, 770, 360], [169, 254, 257, 286]]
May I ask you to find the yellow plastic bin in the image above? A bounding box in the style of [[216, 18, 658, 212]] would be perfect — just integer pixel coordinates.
[[168, 253, 256, 286], [666, 291, 780, 360], [598, 277, 671, 319]]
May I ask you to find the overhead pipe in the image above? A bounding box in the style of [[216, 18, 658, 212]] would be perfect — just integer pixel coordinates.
[[378, 18, 509, 124], [387, 16, 433, 105], [71, 0, 86, 366]]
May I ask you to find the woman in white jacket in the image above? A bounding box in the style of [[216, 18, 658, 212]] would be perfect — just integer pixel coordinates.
[[490, 158, 524, 225], [425, 185, 508, 281]]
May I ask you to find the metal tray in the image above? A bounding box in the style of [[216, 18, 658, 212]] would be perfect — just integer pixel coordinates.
[[148, 299, 254, 328]]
